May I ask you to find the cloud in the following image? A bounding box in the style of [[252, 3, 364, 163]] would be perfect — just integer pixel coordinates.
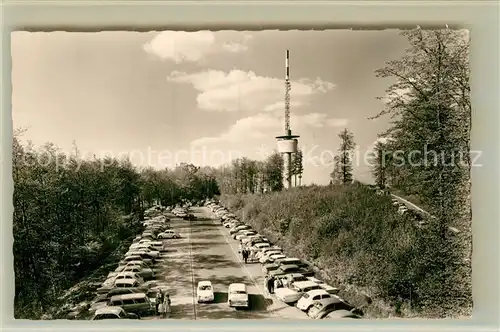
[[167, 69, 336, 112], [191, 112, 348, 146], [326, 118, 349, 127], [143, 31, 253, 63]]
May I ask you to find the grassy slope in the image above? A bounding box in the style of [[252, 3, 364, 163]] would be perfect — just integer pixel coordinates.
[[220, 183, 472, 318]]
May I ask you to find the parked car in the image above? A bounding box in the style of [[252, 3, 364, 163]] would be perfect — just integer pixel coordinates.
[[262, 263, 280, 274], [307, 297, 353, 319], [114, 272, 144, 285], [124, 251, 155, 264], [284, 273, 308, 284], [227, 283, 249, 309], [196, 280, 215, 303], [158, 230, 180, 239], [262, 253, 286, 264], [114, 278, 143, 290], [107, 287, 145, 298], [324, 309, 361, 319], [92, 306, 139, 320], [230, 225, 251, 236], [259, 250, 284, 263], [296, 289, 332, 311], [235, 230, 257, 241], [107, 293, 155, 317], [253, 242, 271, 251], [89, 294, 110, 312], [275, 281, 322, 304], [274, 257, 303, 266]]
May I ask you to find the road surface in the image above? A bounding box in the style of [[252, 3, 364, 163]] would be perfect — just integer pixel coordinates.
[[149, 207, 309, 320]]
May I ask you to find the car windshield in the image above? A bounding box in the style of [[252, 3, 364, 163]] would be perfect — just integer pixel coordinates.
[[302, 293, 310, 299], [199, 285, 211, 291], [231, 290, 246, 294]]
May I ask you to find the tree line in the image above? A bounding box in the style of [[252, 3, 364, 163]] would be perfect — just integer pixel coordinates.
[[213, 149, 304, 195], [12, 134, 220, 318]]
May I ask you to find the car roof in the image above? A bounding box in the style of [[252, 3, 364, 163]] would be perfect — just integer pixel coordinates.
[[305, 289, 329, 296], [228, 283, 246, 291], [288, 273, 305, 278], [281, 257, 301, 263], [279, 264, 299, 270], [326, 309, 358, 318], [114, 278, 138, 284], [320, 284, 339, 291], [110, 293, 147, 301], [197, 280, 212, 286], [294, 281, 320, 289], [316, 297, 344, 306], [95, 306, 124, 315]]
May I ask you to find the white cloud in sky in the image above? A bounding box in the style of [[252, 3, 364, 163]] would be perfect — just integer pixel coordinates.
[[167, 69, 336, 113], [191, 112, 348, 146], [143, 31, 253, 63]]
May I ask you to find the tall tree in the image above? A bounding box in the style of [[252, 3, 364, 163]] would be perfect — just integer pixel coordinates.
[[290, 149, 304, 187], [330, 128, 356, 184], [370, 140, 391, 189], [264, 152, 284, 192]]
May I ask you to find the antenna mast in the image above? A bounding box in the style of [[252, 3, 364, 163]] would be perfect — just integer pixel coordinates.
[[275, 49, 299, 190], [285, 50, 291, 135]]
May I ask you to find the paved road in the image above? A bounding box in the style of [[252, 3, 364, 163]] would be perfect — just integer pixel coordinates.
[[150, 207, 309, 320]]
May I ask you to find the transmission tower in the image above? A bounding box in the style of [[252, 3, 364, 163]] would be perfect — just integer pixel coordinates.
[[276, 49, 300, 189]]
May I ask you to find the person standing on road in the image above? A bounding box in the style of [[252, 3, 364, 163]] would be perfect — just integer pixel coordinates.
[[155, 291, 161, 314], [267, 276, 275, 294], [158, 300, 165, 318], [165, 294, 171, 318], [242, 249, 248, 264]]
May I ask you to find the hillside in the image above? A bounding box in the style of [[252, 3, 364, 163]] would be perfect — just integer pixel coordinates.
[[220, 183, 472, 318]]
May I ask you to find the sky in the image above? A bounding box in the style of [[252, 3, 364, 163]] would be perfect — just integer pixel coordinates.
[[11, 30, 411, 185]]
